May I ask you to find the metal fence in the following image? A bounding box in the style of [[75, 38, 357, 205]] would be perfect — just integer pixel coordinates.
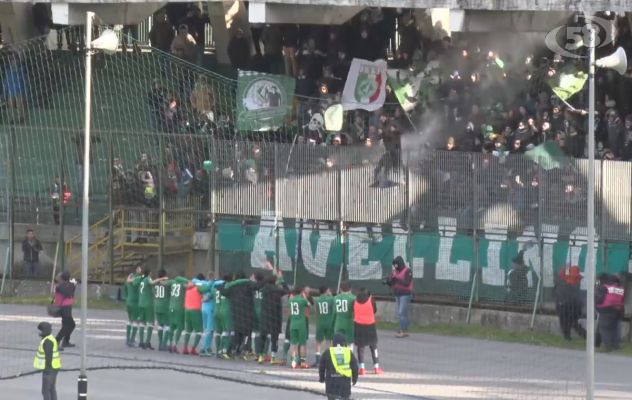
[[3, 130, 632, 240]]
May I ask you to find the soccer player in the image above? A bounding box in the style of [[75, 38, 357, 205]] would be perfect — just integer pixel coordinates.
[[183, 274, 205, 355], [197, 273, 224, 356], [221, 273, 257, 359], [258, 268, 288, 364], [214, 275, 234, 359], [137, 268, 161, 350], [353, 287, 382, 375], [123, 267, 142, 347], [288, 286, 310, 369], [166, 275, 189, 353], [313, 286, 335, 366], [153, 269, 171, 351], [333, 281, 356, 349], [252, 272, 266, 361]]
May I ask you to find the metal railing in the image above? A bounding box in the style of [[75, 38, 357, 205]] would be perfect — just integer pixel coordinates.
[[5, 132, 632, 240]]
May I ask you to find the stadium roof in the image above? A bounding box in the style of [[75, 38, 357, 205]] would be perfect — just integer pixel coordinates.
[[13, 0, 632, 12]]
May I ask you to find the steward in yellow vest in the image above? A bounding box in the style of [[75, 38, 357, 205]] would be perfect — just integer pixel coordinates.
[[35, 322, 61, 400], [318, 333, 358, 400]]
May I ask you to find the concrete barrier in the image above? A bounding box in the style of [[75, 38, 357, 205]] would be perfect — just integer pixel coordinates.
[[376, 300, 631, 338], [1, 279, 120, 300]]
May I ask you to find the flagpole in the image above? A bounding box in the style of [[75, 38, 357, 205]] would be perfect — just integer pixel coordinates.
[[585, 17, 596, 400]]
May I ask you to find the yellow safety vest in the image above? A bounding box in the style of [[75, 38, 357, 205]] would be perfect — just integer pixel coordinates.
[[329, 346, 352, 378], [34, 335, 61, 370]]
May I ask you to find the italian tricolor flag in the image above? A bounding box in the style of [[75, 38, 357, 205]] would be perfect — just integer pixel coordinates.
[[341, 58, 387, 112]]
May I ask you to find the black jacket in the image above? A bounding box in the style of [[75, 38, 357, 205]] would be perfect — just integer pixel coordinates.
[[221, 279, 257, 334], [227, 36, 251, 70], [22, 239, 42, 262], [554, 279, 582, 306], [260, 280, 289, 334], [319, 347, 359, 397]]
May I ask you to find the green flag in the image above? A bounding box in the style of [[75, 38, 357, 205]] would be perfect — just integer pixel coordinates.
[[524, 141, 567, 170], [549, 68, 587, 101], [387, 69, 422, 112], [237, 71, 295, 131]]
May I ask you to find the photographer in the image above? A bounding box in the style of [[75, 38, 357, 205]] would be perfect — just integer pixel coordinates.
[[384, 256, 413, 338]]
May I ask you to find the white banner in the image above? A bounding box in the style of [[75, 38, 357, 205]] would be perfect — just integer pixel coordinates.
[[341, 58, 387, 112]]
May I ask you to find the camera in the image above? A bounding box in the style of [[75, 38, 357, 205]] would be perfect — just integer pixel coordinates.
[[382, 276, 393, 286]]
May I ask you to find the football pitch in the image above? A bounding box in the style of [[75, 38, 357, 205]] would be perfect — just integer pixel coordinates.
[[1, 304, 631, 399]]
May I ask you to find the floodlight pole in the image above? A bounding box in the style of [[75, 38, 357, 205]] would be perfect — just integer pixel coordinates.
[[79, 10, 95, 400], [585, 18, 596, 400]]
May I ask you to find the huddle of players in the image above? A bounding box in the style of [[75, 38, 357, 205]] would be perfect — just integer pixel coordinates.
[[122, 266, 382, 375]]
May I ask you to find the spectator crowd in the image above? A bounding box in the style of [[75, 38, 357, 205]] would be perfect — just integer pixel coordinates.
[[144, 6, 632, 163]]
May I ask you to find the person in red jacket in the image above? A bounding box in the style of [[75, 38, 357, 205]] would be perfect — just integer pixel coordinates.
[[353, 288, 382, 375], [387, 256, 413, 338], [596, 273, 625, 352]]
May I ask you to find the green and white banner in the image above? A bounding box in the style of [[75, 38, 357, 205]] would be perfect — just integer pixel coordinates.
[[548, 67, 587, 102], [237, 71, 295, 131], [387, 69, 422, 112], [217, 218, 630, 298]]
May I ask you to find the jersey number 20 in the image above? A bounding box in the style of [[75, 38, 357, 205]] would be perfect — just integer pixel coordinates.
[[335, 299, 348, 313]]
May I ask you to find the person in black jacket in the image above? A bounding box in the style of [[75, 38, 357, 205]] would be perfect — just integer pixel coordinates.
[[221, 272, 257, 357], [258, 269, 289, 364], [319, 333, 359, 400], [227, 28, 251, 71], [23, 229, 43, 277], [554, 265, 586, 341]]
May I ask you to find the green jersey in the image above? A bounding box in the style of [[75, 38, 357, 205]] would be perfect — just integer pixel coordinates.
[[289, 296, 310, 329], [254, 287, 263, 319], [168, 277, 189, 313], [214, 287, 231, 317], [124, 275, 141, 306], [154, 281, 170, 314], [138, 276, 154, 308], [315, 295, 335, 327], [333, 292, 356, 325]]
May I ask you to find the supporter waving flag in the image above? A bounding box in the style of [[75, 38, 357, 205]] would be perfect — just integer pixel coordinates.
[[548, 67, 587, 102], [387, 69, 422, 112]]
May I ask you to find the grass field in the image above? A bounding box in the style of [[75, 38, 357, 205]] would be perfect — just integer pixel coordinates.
[[378, 321, 632, 356]]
